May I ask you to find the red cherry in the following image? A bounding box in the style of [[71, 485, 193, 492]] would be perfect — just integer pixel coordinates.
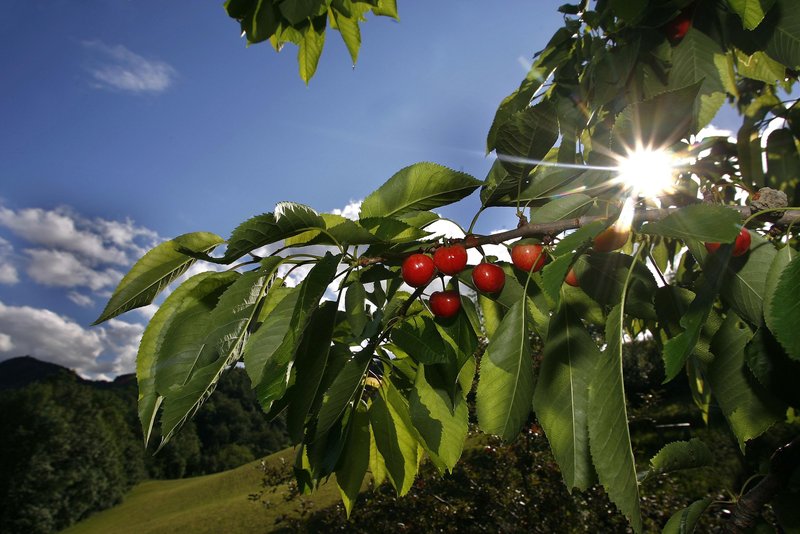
[[472, 262, 505, 293], [401, 254, 435, 287], [592, 226, 630, 253], [565, 268, 580, 287], [704, 227, 751, 258], [732, 228, 751, 257], [433, 245, 468, 275], [429, 290, 461, 318], [664, 9, 692, 41], [511, 243, 547, 273]]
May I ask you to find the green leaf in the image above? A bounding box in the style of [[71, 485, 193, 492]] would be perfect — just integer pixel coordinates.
[[662, 498, 712, 534], [766, 128, 800, 190], [644, 439, 713, 480], [476, 300, 534, 441], [285, 213, 378, 247], [751, 0, 800, 69], [768, 254, 800, 361], [729, 0, 776, 29], [661, 246, 731, 382], [610, 0, 646, 24], [279, 0, 325, 24], [573, 253, 657, 320], [224, 203, 325, 262], [335, 402, 370, 517], [159, 268, 270, 445], [298, 16, 326, 84], [331, 9, 361, 65], [315, 346, 372, 438], [640, 205, 741, 243], [370, 382, 419, 496], [717, 231, 776, 326], [391, 316, 449, 365], [530, 194, 594, 224], [249, 253, 341, 410], [541, 253, 576, 303], [486, 28, 572, 152], [589, 304, 642, 533], [358, 216, 430, 243], [345, 281, 368, 338], [409, 364, 469, 472], [738, 49, 788, 83], [744, 326, 800, 407], [286, 301, 340, 443], [707, 312, 785, 451], [668, 29, 726, 129], [764, 245, 795, 335], [137, 271, 238, 445], [94, 232, 224, 323], [494, 101, 559, 184], [360, 162, 481, 219], [612, 83, 701, 150], [533, 301, 597, 491], [242, 285, 299, 388]]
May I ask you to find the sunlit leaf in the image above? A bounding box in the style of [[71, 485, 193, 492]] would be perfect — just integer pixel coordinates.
[[138, 271, 238, 445], [768, 254, 800, 361], [335, 402, 370, 517], [640, 205, 740, 243], [534, 301, 596, 491], [370, 382, 419, 496], [588, 304, 642, 533], [707, 312, 785, 451], [663, 499, 712, 534], [94, 232, 224, 323], [360, 162, 481, 219]]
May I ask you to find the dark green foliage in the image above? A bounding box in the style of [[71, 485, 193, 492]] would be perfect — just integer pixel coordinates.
[[0, 358, 291, 532], [0, 379, 142, 534]]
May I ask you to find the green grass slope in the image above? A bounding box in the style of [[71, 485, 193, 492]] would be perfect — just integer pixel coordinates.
[[64, 447, 342, 534]]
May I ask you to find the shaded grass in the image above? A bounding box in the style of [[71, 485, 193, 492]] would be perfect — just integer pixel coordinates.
[[64, 447, 341, 534]]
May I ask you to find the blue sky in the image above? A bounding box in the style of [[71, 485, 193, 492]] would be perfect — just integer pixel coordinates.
[[0, 1, 745, 378]]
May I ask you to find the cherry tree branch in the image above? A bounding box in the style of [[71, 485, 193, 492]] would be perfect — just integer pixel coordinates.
[[725, 435, 800, 533]]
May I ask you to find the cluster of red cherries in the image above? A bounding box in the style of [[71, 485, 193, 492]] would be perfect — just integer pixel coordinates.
[[400, 241, 548, 319]]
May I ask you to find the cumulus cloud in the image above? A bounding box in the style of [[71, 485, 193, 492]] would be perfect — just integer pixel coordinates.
[[67, 291, 95, 308], [0, 301, 142, 380], [0, 205, 156, 265], [26, 249, 124, 291], [84, 41, 177, 94], [0, 237, 18, 285], [331, 200, 362, 220]]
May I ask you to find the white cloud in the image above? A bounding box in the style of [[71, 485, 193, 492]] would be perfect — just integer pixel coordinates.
[[0, 301, 142, 380], [67, 291, 95, 308], [0, 206, 151, 265], [84, 41, 177, 94], [0, 237, 18, 285], [26, 249, 124, 291], [0, 333, 13, 352], [331, 200, 362, 220]]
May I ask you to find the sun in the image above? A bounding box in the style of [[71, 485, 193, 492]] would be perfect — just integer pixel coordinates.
[[615, 146, 677, 199]]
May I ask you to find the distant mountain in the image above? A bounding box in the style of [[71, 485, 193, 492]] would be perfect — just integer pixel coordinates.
[[0, 355, 137, 391], [0, 355, 84, 390]]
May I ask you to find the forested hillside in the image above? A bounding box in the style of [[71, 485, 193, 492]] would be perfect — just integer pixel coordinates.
[[0, 357, 290, 533]]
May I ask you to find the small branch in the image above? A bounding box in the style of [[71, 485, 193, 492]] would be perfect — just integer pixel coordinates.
[[354, 205, 800, 267], [725, 435, 800, 533]]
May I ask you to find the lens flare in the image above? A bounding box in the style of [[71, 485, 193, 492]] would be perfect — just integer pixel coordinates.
[[616, 147, 677, 198]]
